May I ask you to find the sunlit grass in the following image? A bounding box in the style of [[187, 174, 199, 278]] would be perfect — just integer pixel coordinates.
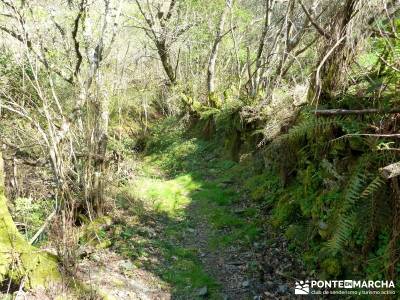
[[130, 174, 201, 218]]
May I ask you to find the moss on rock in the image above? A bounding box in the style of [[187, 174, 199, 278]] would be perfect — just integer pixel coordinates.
[[0, 192, 61, 288], [0, 153, 60, 288]]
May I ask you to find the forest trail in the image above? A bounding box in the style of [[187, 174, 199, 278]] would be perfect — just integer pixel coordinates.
[[75, 133, 305, 299], [0, 1, 398, 299]]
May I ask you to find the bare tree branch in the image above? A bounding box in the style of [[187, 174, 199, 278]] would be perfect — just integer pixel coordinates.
[[71, 0, 86, 79], [298, 0, 331, 39]]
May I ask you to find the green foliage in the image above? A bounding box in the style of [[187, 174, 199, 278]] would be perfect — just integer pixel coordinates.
[[285, 224, 309, 246], [321, 258, 341, 278], [259, 104, 397, 280], [271, 195, 301, 227], [11, 197, 52, 241], [244, 174, 269, 201]]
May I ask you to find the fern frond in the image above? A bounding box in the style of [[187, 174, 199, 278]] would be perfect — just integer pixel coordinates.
[[269, 115, 345, 152], [326, 212, 356, 255], [326, 158, 373, 254], [342, 171, 367, 212], [360, 176, 385, 199], [199, 107, 220, 120]]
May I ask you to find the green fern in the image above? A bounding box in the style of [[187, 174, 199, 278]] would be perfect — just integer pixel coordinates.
[[285, 115, 343, 143], [267, 114, 345, 153], [360, 176, 385, 199], [326, 212, 357, 255], [325, 168, 367, 254], [323, 152, 383, 255], [199, 107, 220, 120], [265, 114, 349, 175]]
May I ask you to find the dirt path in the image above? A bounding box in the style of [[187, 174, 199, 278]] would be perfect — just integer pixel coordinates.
[[76, 155, 307, 299], [183, 187, 305, 300], [77, 249, 171, 300], [184, 200, 256, 299], [31, 142, 307, 299], [21, 163, 305, 299]]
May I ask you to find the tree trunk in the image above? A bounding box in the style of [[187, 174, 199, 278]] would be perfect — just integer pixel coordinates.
[[79, 32, 111, 218], [251, 0, 273, 96], [90, 97, 109, 216], [0, 152, 60, 288], [156, 40, 176, 86], [81, 88, 109, 218], [308, 0, 359, 104], [135, 0, 178, 87], [380, 162, 400, 179], [207, 1, 230, 105]]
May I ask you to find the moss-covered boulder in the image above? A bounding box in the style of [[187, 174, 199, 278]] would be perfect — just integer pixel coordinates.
[[0, 153, 60, 288]]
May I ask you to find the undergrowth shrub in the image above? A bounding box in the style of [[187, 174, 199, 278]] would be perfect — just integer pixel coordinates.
[[11, 197, 53, 241], [258, 110, 399, 280]]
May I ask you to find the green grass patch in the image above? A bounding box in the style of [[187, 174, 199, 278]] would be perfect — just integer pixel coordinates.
[[126, 174, 201, 218]]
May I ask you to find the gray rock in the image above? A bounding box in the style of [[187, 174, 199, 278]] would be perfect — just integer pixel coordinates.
[[197, 286, 208, 297], [121, 260, 134, 271], [319, 221, 328, 230], [277, 284, 288, 294], [265, 280, 277, 290], [91, 254, 101, 262], [242, 280, 250, 288]]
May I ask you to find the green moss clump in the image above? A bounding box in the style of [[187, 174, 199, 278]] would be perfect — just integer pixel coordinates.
[[271, 196, 300, 227], [321, 258, 341, 278]]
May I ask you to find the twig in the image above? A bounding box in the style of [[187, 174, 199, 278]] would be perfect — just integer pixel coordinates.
[[315, 108, 400, 116], [29, 210, 56, 245], [331, 134, 400, 143], [313, 35, 347, 104], [298, 0, 330, 39]]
